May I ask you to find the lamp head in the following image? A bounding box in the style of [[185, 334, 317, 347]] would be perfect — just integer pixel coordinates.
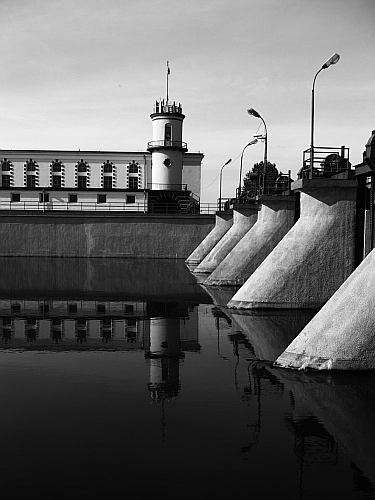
[[322, 53, 340, 69], [248, 138, 258, 146], [224, 158, 232, 166], [247, 108, 261, 118]]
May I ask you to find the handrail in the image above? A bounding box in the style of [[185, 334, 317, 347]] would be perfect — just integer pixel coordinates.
[[147, 140, 188, 150], [0, 200, 219, 214], [300, 146, 350, 179]]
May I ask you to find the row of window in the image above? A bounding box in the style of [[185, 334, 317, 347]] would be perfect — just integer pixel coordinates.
[[8, 193, 137, 204], [1, 175, 140, 189], [1, 159, 140, 173]]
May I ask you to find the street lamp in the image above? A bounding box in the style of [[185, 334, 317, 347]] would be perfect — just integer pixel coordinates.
[[247, 108, 268, 194], [310, 53, 340, 178], [238, 139, 258, 202], [219, 158, 232, 211]]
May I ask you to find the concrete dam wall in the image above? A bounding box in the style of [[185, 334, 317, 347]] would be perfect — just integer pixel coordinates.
[[0, 212, 215, 259]]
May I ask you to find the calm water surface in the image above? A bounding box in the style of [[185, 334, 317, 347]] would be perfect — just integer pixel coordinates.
[[1, 258, 375, 499]]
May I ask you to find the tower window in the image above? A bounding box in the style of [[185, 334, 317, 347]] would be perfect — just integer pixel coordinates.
[[165, 123, 172, 142], [1, 161, 11, 171], [26, 175, 36, 188], [2, 175, 11, 187], [77, 162, 87, 172], [103, 176, 112, 189], [103, 164, 112, 173], [128, 163, 138, 174], [52, 176, 62, 188]]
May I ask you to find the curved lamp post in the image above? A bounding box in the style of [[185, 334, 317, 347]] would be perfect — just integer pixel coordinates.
[[310, 53, 340, 178], [219, 158, 232, 211], [247, 108, 268, 194], [238, 139, 258, 201]]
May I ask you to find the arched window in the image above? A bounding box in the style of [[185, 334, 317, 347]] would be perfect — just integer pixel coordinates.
[[25, 160, 38, 188], [129, 163, 138, 174], [1, 159, 12, 188], [165, 123, 172, 142], [51, 160, 64, 188], [77, 162, 87, 172]]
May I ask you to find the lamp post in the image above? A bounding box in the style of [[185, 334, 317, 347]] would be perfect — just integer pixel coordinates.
[[310, 53, 340, 178], [247, 108, 268, 194], [238, 139, 258, 202], [219, 158, 232, 211]]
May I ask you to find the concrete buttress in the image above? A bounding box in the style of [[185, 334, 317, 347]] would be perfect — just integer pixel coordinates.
[[274, 246, 375, 370], [228, 179, 357, 309], [193, 206, 258, 274], [205, 196, 295, 286], [185, 212, 233, 264]]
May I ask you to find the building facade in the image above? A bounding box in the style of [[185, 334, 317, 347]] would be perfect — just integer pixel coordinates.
[[0, 99, 203, 213]]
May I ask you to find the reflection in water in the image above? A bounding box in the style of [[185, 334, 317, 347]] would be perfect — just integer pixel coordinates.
[[0, 258, 374, 499]]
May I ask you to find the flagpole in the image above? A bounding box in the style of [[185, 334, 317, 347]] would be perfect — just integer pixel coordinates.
[[166, 61, 170, 102]]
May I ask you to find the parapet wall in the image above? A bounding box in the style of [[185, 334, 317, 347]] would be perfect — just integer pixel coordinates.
[[0, 212, 215, 258]]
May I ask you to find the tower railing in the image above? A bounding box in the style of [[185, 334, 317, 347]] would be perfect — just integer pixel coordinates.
[[147, 183, 188, 191], [300, 146, 350, 179], [147, 140, 188, 151]]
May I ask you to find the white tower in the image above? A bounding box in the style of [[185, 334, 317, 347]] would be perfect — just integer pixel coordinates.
[[147, 99, 188, 190]]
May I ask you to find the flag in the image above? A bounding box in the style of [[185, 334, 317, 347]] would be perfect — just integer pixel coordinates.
[[167, 61, 170, 75]]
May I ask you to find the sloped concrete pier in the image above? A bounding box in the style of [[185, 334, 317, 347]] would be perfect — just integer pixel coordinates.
[[185, 212, 233, 265], [193, 206, 258, 274], [274, 247, 375, 370], [205, 196, 295, 286], [228, 179, 357, 309]]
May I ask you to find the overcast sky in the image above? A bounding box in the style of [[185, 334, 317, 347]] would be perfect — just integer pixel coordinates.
[[0, 0, 374, 203]]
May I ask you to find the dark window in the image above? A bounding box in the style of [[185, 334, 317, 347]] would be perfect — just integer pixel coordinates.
[[68, 303, 78, 314], [77, 176, 87, 189], [52, 175, 62, 188], [11, 303, 21, 313], [27, 175, 36, 188], [103, 164, 112, 173], [69, 194, 78, 203], [39, 193, 49, 203], [11, 193, 20, 202], [1, 161, 11, 171], [97, 304, 106, 314], [26, 162, 36, 172], [97, 194, 106, 204], [128, 177, 138, 190], [125, 304, 134, 313], [77, 162, 87, 172], [2, 175, 11, 187], [127, 318, 137, 327], [103, 176, 112, 189], [52, 162, 61, 172], [129, 164, 138, 174], [126, 195, 136, 204], [165, 123, 172, 141], [39, 304, 49, 314]]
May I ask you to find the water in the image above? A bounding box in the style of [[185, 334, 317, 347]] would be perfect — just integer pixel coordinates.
[[1, 258, 375, 499]]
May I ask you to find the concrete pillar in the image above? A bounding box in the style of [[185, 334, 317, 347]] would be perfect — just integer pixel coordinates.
[[205, 196, 295, 286], [193, 206, 258, 274], [274, 246, 375, 370], [185, 212, 233, 265], [228, 179, 357, 309]]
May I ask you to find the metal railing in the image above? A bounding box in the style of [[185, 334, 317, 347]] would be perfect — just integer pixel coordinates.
[[0, 200, 219, 215], [300, 146, 350, 179], [147, 140, 188, 150], [0, 201, 148, 212]]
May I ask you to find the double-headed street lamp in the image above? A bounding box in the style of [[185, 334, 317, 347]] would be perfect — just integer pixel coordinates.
[[247, 108, 268, 194], [310, 53, 340, 177], [238, 139, 258, 202], [219, 158, 232, 211]]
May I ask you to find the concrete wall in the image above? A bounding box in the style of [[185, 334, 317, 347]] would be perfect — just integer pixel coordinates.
[[0, 212, 214, 259], [185, 212, 233, 264], [193, 206, 258, 274], [228, 179, 357, 309], [205, 196, 295, 286]]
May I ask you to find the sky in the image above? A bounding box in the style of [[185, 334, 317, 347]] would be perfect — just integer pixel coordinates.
[[0, 0, 374, 203]]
